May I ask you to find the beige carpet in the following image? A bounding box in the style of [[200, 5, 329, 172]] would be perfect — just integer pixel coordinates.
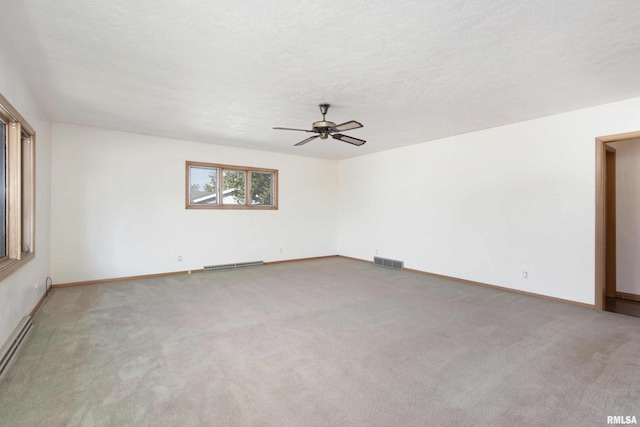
[[0, 257, 638, 426]]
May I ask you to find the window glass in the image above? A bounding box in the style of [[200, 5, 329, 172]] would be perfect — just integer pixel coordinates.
[[223, 170, 246, 205], [189, 165, 218, 205], [251, 171, 275, 206]]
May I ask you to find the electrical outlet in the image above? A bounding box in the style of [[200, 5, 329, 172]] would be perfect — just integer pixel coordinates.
[[375, 249, 378, 255], [522, 271, 528, 279], [34, 282, 38, 291], [178, 255, 182, 262], [279, 248, 283, 253]]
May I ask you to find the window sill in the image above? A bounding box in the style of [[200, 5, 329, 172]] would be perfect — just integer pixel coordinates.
[[0, 252, 35, 282], [186, 205, 278, 210]]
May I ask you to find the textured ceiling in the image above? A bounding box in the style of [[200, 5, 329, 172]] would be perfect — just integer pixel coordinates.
[[1, 0, 640, 159]]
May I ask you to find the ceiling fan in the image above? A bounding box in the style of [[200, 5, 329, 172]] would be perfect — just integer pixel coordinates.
[[273, 104, 366, 146]]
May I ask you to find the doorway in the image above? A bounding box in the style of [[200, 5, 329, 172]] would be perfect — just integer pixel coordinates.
[[595, 131, 640, 317]]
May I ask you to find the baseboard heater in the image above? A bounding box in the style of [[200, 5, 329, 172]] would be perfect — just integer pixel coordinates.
[[204, 260, 264, 272], [374, 256, 404, 270], [0, 316, 32, 378]]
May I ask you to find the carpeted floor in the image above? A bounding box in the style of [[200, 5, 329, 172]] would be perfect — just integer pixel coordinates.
[[0, 257, 638, 426]]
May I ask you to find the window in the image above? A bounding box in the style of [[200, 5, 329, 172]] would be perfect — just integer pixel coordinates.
[[222, 170, 246, 205], [0, 93, 36, 281], [186, 161, 278, 210]]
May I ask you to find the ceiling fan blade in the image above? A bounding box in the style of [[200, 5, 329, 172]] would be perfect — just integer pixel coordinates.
[[331, 120, 363, 132], [294, 135, 320, 146], [273, 127, 315, 132], [332, 134, 366, 146]]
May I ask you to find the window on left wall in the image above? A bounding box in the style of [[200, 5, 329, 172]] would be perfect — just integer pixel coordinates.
[[0, 92, 36, 281]]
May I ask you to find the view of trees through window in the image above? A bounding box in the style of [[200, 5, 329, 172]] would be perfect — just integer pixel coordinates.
[[250, 171, 274, 205], [223, 170, 246, 204], [186, 161, 277, 209]]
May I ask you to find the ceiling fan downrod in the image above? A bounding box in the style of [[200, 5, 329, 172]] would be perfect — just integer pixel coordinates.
[[319, 103, 330, 120]]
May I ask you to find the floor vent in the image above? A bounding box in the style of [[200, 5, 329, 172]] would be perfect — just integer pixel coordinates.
[[374, 256, 404, 270], [0, 316, 32, 378], [204, 260, 264, 272]]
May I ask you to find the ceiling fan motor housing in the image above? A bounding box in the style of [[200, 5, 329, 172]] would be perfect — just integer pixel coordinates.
[[313, 120, 336, 138]]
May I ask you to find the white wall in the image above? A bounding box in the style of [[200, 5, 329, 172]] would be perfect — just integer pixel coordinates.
[[50, 124, 338, 283], [0, 41, 52, 346], [337, 97, 640, 305], [611, 138, 640, 296]]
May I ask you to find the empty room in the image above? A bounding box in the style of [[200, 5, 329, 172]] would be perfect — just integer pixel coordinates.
[[1, 1, 640, 426]]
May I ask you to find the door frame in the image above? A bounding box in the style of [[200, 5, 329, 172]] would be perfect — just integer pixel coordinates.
[[595, 131, 640, 310], [604, 146, 616, 299]]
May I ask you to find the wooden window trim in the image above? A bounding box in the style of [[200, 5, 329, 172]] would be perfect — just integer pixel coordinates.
[[0, 92, 36, 282], [185, 161, 278, 210]]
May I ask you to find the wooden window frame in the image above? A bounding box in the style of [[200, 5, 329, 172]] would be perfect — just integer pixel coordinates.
[[0, 92, 36, 282], [185, 161, 278, 210]]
